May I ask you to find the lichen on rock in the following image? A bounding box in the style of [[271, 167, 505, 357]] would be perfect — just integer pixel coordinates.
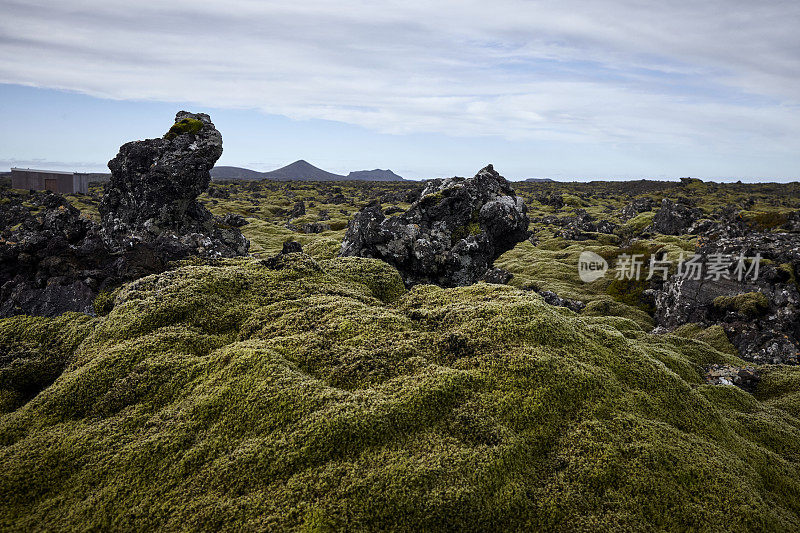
[[340, 164, 530, 287], [99, 110, 248, 258]]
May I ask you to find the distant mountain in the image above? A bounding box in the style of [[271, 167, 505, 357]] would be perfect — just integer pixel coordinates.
[[262, 160, 346, 181], [524, 177, 556, 183], [347, 169, 404, 181], [211, 166, 267, 180], [211, 161, 404, 182]]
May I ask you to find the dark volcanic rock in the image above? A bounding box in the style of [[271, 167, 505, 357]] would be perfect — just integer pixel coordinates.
[[534, 192, 565, 209], [341, 165, 529, 287], [653, 232, 800, 364], [220, 213, 248, 228], [536, 209, 617, 240], [289, 200, 306, 218], [100, 111, 248, 258], [652, 198, 702, 235], [0, 111, 250, 318], [705, 364, 759, 393], [534, 290, 586, 312], [620, 197, 655, 221], [482, 267, 513, 285], [281, 241, 303, 254], [0, 191, 162, 317], [302, 222, 331, 234]]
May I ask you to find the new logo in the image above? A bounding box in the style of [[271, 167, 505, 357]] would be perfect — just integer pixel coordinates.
[[578, 251, 608, 282]]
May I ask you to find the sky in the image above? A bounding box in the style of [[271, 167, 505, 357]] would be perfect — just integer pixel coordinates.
[[1, 0, 799, 181]]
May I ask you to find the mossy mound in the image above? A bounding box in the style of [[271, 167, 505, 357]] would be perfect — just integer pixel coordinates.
[[713, 292, 769, 318], [1, 256, 800, 530], [673, 323, 739, 356], [164, 117, 203, 140]]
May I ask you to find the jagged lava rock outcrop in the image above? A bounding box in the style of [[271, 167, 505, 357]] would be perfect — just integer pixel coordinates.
[[651, 198, 702, 235], [100, 111, 248, 257], [0, 111, 249, 317], [340, 165, 529, 287]]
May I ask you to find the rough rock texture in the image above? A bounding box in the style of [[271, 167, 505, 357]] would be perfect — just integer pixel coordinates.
[[341, 165, 529, 287], [481, 267, 513, 285], [302, 222, 331, 234], [533, 289, 586, 312], [653, 231, 800, 364], [620, 197, 655, 221], [0, 192, 167, 317], [281, 241, 303, 254], [535, 210, 617, 241], [705, 364, 760, 392], [289, 201, 306, 218], [651, 198, 703, 235], [0, 111, 249, 318], [220, 213, 248, 228], [534, 192, 565, 209], [100, 111, 248, 257]]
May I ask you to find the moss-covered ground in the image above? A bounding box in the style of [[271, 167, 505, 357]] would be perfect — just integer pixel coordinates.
[[1, 177, 798, 530], [2, 255, 800, 530]]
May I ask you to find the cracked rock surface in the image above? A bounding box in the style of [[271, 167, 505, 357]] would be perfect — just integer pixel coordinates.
[[341, 165, 529, 287]]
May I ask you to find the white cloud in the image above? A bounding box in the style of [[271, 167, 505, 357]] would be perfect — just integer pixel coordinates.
[[0, 0, 798, 157]]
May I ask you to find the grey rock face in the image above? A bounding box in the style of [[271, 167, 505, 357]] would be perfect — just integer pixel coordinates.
[[0, 191, 156, 317], [302, 222, 330, 234], [341, 165, 529, 287], [653, 232, 800, 364], [538, 209, 618, 240], [534, 192, 564, 209], [220, 213, 248, 228], [100, 111, 248, 258], [281, 241, 303, 254], [652, 198, 702, 235]]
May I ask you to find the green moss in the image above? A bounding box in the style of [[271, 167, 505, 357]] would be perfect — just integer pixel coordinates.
[[0, 313, 95, 413], [5, 177, 800, 529], [626, 211, 655, 232], [1, 256, 799, 529], [601, 242, 661, 314], [778, 262, 797, 288], [452, 221, 482, 241], [420, 190, 443, 205], [713, 292, 769, 318], [320, 257, 406, 303], [164, 117, 203, 140], [582, 298, 653, 331], [673, 323, 738, 356], [92, 288, 120, 317], [743, 211, 789, 231]]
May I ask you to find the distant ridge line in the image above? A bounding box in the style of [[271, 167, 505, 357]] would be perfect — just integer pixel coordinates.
[[211, 160, 404, 181]]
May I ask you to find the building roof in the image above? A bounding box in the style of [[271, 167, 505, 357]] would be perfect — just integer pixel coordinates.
[[10, 168, 74, 175]]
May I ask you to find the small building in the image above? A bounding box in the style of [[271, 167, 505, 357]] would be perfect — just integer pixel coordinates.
[[10, 168, 90, 195]]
